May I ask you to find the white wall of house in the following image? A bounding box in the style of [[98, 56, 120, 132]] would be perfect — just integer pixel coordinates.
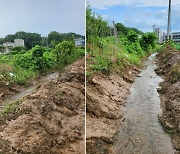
[[13, 39, 25, 47], [153, 28, 164, 44], [75, 38, 85, 46]]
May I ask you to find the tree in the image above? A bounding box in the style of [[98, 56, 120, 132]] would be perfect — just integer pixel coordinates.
[[127, 31, 139, 42], [3, 34, 15, 42], [115, 23, 144, 37], [0, 45, 5, 54], [115, 23, 129, 36], [140, 32, 158, 51], [55, 40, 75, 65], [31, 45, 46, 70], [48, 31, 62, 47], [0, 38, 4, 44], [47, 31, 83, 48], [86, 5, 110, 42]]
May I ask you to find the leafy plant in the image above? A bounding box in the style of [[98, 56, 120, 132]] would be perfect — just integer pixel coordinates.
[[140, 32, 158, 51], [55, 40, 75, 66]]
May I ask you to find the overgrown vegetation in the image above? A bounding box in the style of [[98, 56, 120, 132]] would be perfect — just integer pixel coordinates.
[[0, 41, 84, 85], [86, 6, 158, 73], [170, 41, 180, 50]]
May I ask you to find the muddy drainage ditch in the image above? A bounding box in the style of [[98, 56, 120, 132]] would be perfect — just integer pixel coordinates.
[[0, 72, 59, 113], [113, 53, 175, 154]]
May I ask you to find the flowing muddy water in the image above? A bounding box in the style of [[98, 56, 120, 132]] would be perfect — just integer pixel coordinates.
[[0, 72, 59, 112], [114, 53, 175, 154]]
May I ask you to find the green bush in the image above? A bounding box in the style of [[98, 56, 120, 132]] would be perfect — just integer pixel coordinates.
[[127, 31, 139, 42], [14, 45, 56, 71], [1, 39, 82, 85], [140, 32, 158, 51], [55, 40, 76, 66]]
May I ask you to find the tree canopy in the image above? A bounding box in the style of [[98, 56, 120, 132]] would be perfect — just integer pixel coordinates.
[[115, 23, 143, 36], [0, 31, 84, 49]]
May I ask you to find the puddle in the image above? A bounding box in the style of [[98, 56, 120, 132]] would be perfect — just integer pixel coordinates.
[[114, 53, 175, 154]]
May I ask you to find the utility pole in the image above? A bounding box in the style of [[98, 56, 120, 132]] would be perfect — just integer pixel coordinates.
[[113, 21, 117, 37], [167, 0, 171, 41], [41, 35, 43, 46], [113, 21, 118, 44]]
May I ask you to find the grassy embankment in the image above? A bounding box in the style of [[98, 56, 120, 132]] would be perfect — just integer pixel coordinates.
[[87, 36, 160, 76], [86, 6, 159, 76]]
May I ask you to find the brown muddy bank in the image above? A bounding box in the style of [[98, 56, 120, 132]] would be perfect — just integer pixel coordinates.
[[156, 46, 180, 151], [0, 59, 85, 154], [86, 65, 140, 153]]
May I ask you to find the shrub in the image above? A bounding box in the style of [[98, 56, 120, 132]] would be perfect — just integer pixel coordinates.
[[55, 40, 75, 66], [127, 31, 139, 42], [140, 32, 157, 51]]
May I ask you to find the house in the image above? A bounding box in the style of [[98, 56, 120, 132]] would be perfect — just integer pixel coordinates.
[[2, 39, 25, 53], [164, 32, 180, 42], [13, 39, 25, 47], [172, 32, 180, 42], [153, 27, 164, 44], [3, 39, 25, 48], [75, 38, 85, 47]]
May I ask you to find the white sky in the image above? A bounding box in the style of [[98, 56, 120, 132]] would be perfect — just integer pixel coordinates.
[[0, 0, 85, 37]]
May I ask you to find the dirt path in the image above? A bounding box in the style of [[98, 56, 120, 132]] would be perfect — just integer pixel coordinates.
[[0, 72, 59, 113], [113, 53, 174, 154]]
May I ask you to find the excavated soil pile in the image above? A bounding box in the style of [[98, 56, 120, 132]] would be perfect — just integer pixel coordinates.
[[0, 58, 85, 154], [156, 46, 180, 151], [86, 66, 140, 154]]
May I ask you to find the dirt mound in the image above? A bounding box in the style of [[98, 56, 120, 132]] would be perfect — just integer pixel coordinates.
[[0, 58, 85, 154], [86, 66, 140, 153], [156, 46, 180, 151]]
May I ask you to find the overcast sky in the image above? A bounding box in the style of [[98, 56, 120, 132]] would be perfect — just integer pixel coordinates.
[[0, 0, 85, 38], [88, 0, 180, 33]]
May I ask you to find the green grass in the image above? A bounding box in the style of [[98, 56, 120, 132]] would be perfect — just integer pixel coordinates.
[[170, 41, 180, 50], [87, 36, 157, 73], [175, 43, 180, 50], [1, 100, 21, 116]]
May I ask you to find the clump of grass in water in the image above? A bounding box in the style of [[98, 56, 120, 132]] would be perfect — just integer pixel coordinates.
[[1, 100, 21, 116]]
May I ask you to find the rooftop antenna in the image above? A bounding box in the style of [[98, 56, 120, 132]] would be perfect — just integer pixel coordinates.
[[152, 24, 157, 32]]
